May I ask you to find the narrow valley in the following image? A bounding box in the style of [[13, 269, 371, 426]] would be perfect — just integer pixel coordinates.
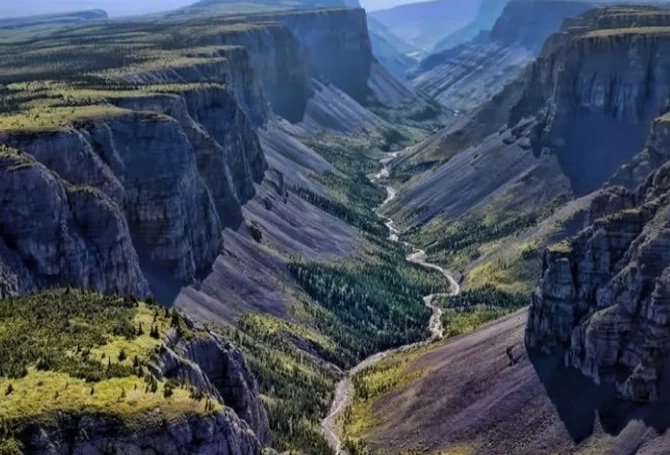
[[4, 1, 670, 455], [322, 152, 460, 454]]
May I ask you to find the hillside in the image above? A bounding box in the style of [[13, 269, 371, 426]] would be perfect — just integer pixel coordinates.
[[0, 289, 270, 453], [387, 5, 670, 286], [370, 0, 483, 53], [410, 0, 593, 112]]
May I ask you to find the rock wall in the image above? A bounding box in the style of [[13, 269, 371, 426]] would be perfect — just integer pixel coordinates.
[[266, 8, 374, 105], [527, 116, 670, 402], [0, 147, 149, 298], [609, 115, 670, 190], [25, 411, 265, 455], [159, 332, 272, 446], [20, 316, 272, 454], [0, 84, 267, 298], [511, 7, 670, 195]]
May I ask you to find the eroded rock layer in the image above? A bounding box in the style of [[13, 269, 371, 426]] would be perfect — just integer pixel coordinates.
[[512, 7, 670, 195], [527, 115, 670, 402]]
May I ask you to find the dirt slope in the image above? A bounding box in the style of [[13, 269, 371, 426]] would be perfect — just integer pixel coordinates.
[[361, 309, 670, 455]]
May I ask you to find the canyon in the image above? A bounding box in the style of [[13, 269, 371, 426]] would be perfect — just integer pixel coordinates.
[[5, 1, 670, 455]]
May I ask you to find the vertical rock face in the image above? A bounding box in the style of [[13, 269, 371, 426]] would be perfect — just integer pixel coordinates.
[[269, 9, 374, 105], [527, 115, 670, 402], [0, 5, 385, 300], [511, 7, 670, 195], [0, 147, 149, 298], [609, 115, 670, 190], [121, 47, 269, 127], [163, 333, 272, 446], [489, 0, 591, 50], [28, 412, 265, 455], [214, 24, 313, 123]]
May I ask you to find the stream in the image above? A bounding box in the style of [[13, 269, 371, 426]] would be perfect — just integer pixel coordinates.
[[321, 152, 461, 455]]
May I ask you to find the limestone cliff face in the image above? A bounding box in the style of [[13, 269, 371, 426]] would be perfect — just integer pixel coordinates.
[[0, 148, 149, 298], [26, 411, 265, 455], [266, 8, 374, 105], [609, 115, 670, 190], [0, 83, 267, 297], [213, 24, 313, 123], [122, 47, 268, 127], [511, 7, 670, 195], [157, 330, 272, 446], [527, 117, 670, 402]]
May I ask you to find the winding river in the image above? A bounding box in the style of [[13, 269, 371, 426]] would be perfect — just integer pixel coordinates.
[[321, 152, 461, 454]]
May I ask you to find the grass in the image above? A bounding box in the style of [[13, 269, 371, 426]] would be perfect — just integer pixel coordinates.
[[467, 242, 540, 294], [345, 344, 434, 442], [582, 26, 670, 38], [548, 240, 573, 254], [343, 287, 528, 454], [0, 290, 218, 438], [0, 369, 218, 431], [0, 105, 131, 133]]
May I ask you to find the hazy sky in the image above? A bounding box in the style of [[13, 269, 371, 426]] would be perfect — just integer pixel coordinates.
[[0, 0, 425, 19], [361, 0, 426, 10]]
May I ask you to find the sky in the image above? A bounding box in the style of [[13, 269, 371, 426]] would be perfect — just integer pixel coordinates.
[[361, 0, 425, 10], [0, 0, 426, 19]]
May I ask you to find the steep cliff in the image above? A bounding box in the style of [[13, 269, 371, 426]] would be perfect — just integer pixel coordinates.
[[0, 290, 271, 453], [0, 82, 266, 297], [0, 146, 149, 298], [527, 112, 670, 402], [411, 0, 592, 112], [511, 7, 670, 195], [254, 8, 373, 105], [609, 114, 670, 190]]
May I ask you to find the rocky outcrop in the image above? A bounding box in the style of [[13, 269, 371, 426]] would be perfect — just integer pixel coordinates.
[[0, 146, 149, 298], [195, 24, 311, 123], [266, 8, 373, 105], [511, 7, 670, 195], [120, 46, 268, 127], [609, 115, 670, 190], [20, 316, 272, 454], [155, 328, 272, 447], [411, 0, 592, 112], [0, 83, 267, 299], [25, 410, 265, 455], [527, 120, 670, 401]]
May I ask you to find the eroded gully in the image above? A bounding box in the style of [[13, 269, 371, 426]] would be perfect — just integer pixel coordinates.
[[321, 152, 461, 454]]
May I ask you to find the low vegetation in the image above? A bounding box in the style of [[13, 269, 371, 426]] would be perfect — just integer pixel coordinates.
[[436, 286, 529, 337], [0, 290, 218, 445], [223, 314, 338, 455], [342, 287, 528, 454]]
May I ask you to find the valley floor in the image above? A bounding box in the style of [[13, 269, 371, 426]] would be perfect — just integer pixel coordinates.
[[343, 308, 670, 455]]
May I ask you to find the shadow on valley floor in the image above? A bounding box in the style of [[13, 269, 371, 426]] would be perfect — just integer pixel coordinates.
[[528, 346, 670, 444]]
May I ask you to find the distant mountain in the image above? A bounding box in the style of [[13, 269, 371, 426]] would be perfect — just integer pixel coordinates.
[[370, 0, 483, 53], [0, 9, 107, 29], [410, 0, 594, 112], [431, 0, 509, 53], [189, 0, 361, 11], [367, 16, 418, 79], [0, 1, 193, 18]]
